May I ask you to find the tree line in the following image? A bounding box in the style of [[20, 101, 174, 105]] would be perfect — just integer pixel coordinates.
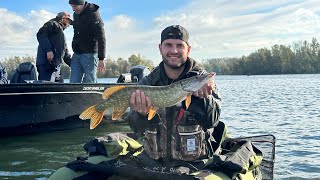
[[202, 37, 320, 75], [1, 37, 320, 80], [1, 54, 154, 80]]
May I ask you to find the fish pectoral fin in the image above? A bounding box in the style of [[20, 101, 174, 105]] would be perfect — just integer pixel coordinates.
[[102, 86, 127, 99], [147, 107, 157, 120], [79, 106, 105, 129], [185, 95, 192, 109], [112, 106, 128, 120]]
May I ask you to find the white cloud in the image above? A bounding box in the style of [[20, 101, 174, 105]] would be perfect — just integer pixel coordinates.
[[106, 0, 320, 63], [105, 15, 160, 62], [0, 9, 30, 45], [28, 10, 56, 30], [145, 0, 320, 60], [109, 15, 134, 29], [0, 8, 55, 59], [1, 0, 320, 65]]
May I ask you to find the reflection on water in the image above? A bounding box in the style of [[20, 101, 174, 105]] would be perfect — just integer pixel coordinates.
[[0, 74, 320, 179], [0, 123, 131, 180]]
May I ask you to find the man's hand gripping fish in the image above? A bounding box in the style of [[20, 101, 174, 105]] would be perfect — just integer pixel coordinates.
[[80, 72, 215, 129]]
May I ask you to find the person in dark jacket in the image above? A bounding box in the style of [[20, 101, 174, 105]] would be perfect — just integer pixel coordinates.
[[47, 25, 226, 180], [69, 0, 106, 83], [128, 25, 223, 167], [0, 62, 8, 84], [36, 11, 72, 82]]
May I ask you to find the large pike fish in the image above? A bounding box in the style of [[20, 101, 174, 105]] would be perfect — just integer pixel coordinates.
[[80, 72, 215, 129]]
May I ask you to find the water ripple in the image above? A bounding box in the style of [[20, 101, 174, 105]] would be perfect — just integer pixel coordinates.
[[0, 170, 52, 176], [0, 74, 319, 180], [216, 74, 320, 179]]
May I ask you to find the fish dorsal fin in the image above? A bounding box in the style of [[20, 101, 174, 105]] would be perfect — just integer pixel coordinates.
[[112, 106, 128, 120], [148, 106, 157, 120], [185, 94, 192, 109], [103, 86, 127, 99]]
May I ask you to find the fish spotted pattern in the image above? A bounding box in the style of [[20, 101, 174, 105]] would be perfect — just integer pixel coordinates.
[[80, 72, 215, 129]]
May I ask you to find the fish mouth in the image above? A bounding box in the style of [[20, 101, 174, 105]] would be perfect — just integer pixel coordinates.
[[180, 72, 216, 92]]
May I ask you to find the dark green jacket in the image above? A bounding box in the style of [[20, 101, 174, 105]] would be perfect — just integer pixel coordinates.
[[128, 58, 221, 160], [36, 17, 71, 67]]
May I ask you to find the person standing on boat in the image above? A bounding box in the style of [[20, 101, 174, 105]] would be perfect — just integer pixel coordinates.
[[128, 25, 224, 168], [0, 62, 8, 84], [36, 11, 72, 82], [68, 0, 106, 83]]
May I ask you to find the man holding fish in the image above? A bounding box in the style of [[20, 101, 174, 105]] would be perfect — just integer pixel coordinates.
[[49, 24, 267, 180], [80, 25, 223, 162], [50, 25, 225, 179], [128, 25, 223, 165]]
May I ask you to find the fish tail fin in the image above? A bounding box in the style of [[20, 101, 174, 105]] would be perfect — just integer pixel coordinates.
[[79, 106, 105, 129]]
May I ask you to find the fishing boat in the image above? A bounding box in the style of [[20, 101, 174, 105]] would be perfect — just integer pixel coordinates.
[[0, 62, 150, 136]]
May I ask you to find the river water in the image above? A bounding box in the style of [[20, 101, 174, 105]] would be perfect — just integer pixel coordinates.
[[0, 74, 319, 180]]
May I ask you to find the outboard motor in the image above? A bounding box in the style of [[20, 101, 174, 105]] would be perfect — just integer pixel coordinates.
[[116, 73, 132, 83], [129, 65, 150, 83], [117, 65, 150, 83], [10, 62, 38, 83]]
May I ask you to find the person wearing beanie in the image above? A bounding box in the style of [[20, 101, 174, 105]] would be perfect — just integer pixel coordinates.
[[68, 0, 106, 83], [35, 11, 72, 82], [69, 0, 85, 5]]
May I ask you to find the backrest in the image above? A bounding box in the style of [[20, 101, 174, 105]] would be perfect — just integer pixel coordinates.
[[10, 62, 38, 83]]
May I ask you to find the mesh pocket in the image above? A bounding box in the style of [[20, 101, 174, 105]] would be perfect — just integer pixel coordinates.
[[143, 128, 161, 160]]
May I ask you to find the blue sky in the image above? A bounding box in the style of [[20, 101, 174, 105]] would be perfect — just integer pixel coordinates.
[[1, 0, 320, 64], [0, 0, 191, 21]]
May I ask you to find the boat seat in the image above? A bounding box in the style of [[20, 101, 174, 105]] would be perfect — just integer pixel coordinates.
[[10, 62, 38, 83]]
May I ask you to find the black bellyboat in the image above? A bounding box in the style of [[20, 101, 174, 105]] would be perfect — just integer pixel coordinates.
[[48, 133, 276, 180], [0, 62, 150, 136]]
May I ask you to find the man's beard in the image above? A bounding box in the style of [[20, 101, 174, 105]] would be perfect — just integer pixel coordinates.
[[59, 21, 68, 30], [162, 55, 187, 70]]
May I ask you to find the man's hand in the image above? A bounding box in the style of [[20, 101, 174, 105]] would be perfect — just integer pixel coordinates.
[[47, 51, 54, 61], [98, 60, 106, 72], [130, 90, 152, 116], [194, 80, 216, 99]]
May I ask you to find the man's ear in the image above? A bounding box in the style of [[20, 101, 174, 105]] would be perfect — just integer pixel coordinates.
[[187, 45, 191, 55], [159, 44, 162, 55]]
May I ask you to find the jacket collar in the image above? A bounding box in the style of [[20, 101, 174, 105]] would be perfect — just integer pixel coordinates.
[[159, 57, 196, 85]]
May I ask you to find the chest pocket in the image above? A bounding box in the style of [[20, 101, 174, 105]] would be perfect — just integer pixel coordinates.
[[174, 124, 206, 161]]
